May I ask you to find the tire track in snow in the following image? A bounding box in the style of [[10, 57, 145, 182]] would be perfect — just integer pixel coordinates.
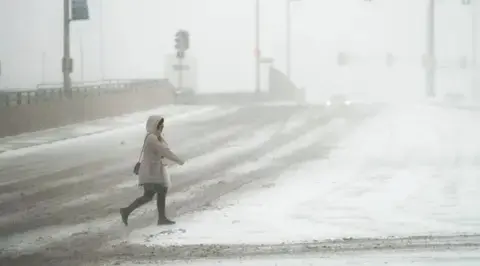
[[0, 106, 224, 185], [0, 106, 373, 263], [0, 106, 308, 235], [0, 107, 327, 256]]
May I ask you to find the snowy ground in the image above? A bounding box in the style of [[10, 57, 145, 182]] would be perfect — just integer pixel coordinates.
[[106, 248, 480, 266], [2, 102, 479, 265], [105, 103, 480, 264], [121, 104, 480, 247], [1, 103, 378, 266], [0, 105, 226, 154]]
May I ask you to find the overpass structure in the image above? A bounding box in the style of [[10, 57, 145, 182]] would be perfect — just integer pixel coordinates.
[[0, 79, 176, 137], [0, 65, 302, 138], [0, 79, 170, 107]]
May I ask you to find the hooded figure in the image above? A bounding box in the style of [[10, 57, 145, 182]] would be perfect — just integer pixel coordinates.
[[120, 115, 184, 226]]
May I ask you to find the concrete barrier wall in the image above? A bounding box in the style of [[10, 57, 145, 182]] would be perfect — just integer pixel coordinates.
[[0, 85, 175, 137]]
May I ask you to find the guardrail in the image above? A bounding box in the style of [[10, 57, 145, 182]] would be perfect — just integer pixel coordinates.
[[0, 79, 165, 107]]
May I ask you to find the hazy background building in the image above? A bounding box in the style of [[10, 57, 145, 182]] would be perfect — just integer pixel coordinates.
[[0, 0, 477, 102]]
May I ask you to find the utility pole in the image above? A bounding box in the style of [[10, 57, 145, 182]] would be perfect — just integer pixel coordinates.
[[286, 0, 291, 80], [426, 0, 436, 98], [255, 0, 261, 93], [41, 52, 46, 83], [178, 56, 183, 92], [0, 60, 2, 89], [174, 30, 190, 94], [286, 0, 301, 80], [471, 0, 477, 101], [99, 0, 105, 80], [80, 35, 85, 81], [65, 0, 89, 94], [63, 0, 73, 98]]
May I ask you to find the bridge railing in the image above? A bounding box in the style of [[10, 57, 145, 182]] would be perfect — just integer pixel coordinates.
[[0, 79, 164, 107]]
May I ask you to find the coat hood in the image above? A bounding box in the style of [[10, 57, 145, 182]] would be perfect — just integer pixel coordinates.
[[146, 115, 165, 134]]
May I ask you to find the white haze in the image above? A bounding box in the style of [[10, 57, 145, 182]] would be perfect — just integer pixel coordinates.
[[0, 0, 477, 102]]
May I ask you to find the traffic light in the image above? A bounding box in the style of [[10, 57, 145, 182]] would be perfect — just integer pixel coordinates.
[[175, 34, 181, 51], [174, 30, 190, 52], [175, 32, 181, 50], [182, 31, 190, 50]]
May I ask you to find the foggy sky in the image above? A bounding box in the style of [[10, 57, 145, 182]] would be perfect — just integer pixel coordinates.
[[0, 0, 476, 100]]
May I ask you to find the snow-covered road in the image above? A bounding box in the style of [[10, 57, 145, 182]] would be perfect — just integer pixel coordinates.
[[115, 104, 480, 265], [128, 104, 480, 246], [107, 249, 480, 266], [0, 103, 376, 266], [2, 102, 479, 266]]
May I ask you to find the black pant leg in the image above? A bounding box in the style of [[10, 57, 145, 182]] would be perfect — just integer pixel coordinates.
[[125, 185, 155, 214], [156, 186, 168, 219]]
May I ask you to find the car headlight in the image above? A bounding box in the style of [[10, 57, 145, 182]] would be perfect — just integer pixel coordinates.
[[326, 101, 331, 106], [345, 101, 351, 105]]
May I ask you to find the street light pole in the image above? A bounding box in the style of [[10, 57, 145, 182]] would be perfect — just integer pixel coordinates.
[[255, 0, 261, 93], [286, 0, 301, 81], [80, 35, 85, 81], [99, 0, 105, 81], [41, 52, 46, 83], [286, 0, 292, 80], [471, 0, 477, 101], [426, 0, 436, 98], [63, 0, 72, 98]]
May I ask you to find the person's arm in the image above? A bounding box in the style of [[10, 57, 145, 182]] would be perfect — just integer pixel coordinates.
[[147, 135, 184, 165]]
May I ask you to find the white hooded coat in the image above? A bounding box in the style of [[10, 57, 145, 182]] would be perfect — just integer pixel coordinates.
[[138, 115, 184, 188]]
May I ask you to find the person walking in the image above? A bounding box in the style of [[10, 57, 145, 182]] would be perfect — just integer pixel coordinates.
[[120, 115, 185, 226]]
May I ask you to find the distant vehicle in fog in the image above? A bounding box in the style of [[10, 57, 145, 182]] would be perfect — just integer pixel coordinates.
[[326, 94, 351, 107]]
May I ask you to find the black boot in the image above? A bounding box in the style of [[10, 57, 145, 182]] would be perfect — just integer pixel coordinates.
[[120, 208, 129, 226], [157, 188, 175, 225], [120, 195, 152, 226], [158, 218, 176, 225]]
